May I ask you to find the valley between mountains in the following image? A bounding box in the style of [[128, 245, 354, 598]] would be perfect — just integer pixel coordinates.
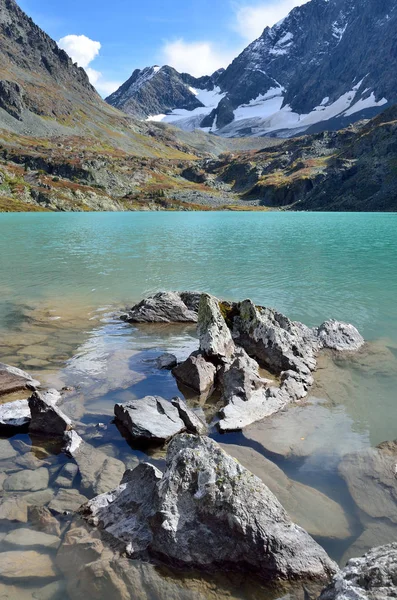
[[1, 0, 397, 212]]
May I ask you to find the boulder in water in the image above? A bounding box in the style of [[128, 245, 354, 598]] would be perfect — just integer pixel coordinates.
[[123, 291, 200, 323], [82, 434, 337, 583]]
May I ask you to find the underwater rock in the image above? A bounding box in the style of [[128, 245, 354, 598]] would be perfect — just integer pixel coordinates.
[[156, 353, 177, 370], [339, 440, 397, 524]]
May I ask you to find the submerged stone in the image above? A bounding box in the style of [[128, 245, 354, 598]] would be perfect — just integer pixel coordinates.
[[0, 550, 57, 581], [49, 488, 89, 515], [3, 467, 49, 492], [339, 440, 397, 525], [156, 353, 177, 370], [3, 527, 60, 550], [63, 431, 125, 496], [221, 443, 351, 540]]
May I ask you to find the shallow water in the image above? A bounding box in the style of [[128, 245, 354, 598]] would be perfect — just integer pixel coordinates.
[[0, 211, 397, 598]]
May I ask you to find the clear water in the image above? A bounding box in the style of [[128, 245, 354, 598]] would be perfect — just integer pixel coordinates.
[[0, 211, 396, 599]]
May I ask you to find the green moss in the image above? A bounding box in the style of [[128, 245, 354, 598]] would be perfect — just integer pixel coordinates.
[[219, 301, 239, 329]]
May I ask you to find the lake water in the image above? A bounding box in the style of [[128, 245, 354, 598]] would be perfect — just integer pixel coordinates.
[[0, 211, 397, 599]]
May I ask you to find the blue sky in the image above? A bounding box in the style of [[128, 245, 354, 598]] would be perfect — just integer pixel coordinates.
[[17, 0, 307, 96]]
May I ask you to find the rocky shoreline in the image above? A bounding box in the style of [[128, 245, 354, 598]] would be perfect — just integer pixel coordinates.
[[0, 292, 396, 599]]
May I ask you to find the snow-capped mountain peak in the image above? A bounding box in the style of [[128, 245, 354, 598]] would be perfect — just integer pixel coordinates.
[[107, 0, 396, 138]]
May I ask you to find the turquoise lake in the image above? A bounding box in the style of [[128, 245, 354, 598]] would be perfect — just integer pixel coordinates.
[[0, 211, 396, 598]]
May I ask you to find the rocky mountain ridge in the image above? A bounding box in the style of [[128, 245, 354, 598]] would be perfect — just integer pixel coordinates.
[[108, 0, 397, 138]]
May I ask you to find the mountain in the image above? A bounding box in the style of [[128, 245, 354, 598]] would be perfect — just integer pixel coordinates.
[[108, 0, 397, 138], [107, 65, 224, 123], [0, 0, 270, 212], [196, 104, 397, 211]]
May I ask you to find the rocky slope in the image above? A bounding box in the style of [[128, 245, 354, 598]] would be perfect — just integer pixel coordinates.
[[110, 0, 397, 138], [189, 105, 397, 211], [0, 0, 277, 212]]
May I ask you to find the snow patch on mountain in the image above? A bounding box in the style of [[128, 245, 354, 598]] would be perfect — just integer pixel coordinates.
[[147, 86, 225, 131]]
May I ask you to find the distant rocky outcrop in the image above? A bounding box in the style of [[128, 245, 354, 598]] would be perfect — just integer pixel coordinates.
[[82, 434, 338, 583]]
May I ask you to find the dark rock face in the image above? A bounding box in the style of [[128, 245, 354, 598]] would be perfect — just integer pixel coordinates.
[[28, 391, 73, 437], [82, 435, 338, 582], [106, 65, 222, 119], [0, 0, 99, 119], [0, 79, 24, 119], [319, 543, 397, 600]]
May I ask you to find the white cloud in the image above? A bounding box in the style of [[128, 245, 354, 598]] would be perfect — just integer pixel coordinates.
[[233, 0, 310, 41], [58, 34, 121, 97], [161, 39, 236, 77], [58, 34, 101, 69], [86, 68, 121, 96]]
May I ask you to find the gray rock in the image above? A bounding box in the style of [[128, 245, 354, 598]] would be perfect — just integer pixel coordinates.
[[55, 462, 78, 488], [198, 293, 235, 360], [3, 467, 49, 492], [172, 351, 216, 394], [280, 369, 314, 401], [218, 385, 288, 432], [339, 441, 397, 524], [83, 434, 337, 583], [49, 488, 89, 515], [0, 399, 30, 431], [63, 431, 125, 496], [171, 397, 208, 435], [3, 527, 60, 550], [319, 543, 397, 600], [232, 300, 317, 376], [29, 391, 73, 437], [0, 439, 18, 460], [156, 353, 177, 370], [0, 80, 25, 121], [124, 291, 200, 323], [317, 320, 365, 352], [114, 396, 186, 443], [0, 363, 39, 397]]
